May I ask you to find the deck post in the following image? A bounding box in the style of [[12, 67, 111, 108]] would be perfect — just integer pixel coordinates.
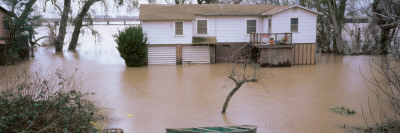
[[210, 45, 216, 64], [176, 44, 182, 65]]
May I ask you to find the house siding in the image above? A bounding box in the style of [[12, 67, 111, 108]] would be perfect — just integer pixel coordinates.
[[142, 20, 192, 44], [271, 7, 317, 43], [215, 16, 263, 42], [0, 10, 7, 39], [262, 17, 268, 33], [191, 16, 264, 42], [193, 16, 216, 37]]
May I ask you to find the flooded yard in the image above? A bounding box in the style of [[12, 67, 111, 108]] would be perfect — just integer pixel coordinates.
[[1, 25, 387, 132]]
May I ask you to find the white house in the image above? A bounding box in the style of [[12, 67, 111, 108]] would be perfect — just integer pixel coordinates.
[[139, 4, 319, 64]]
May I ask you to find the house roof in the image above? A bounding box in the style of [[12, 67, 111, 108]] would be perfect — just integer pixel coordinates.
[[261, 5, 320, 15], [0, 6, 16, 17], [139, 4, 319, 21]]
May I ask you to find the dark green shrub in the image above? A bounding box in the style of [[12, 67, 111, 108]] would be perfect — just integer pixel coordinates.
[[0, 89, 97, 132], [0, 68, 99, 132], [114, 26, 148, 67]]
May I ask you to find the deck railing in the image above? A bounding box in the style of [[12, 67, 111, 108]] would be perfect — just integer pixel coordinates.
[[250, 33, 292, 46]]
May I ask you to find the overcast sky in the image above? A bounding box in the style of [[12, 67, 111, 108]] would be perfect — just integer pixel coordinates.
[[0, 0, 155, 18]]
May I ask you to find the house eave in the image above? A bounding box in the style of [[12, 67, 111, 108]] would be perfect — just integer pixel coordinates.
[[0, 6, 17, 17], [140, 19, 194, 21], [261, 5, 322, 16], [201, 14, 261, 16]]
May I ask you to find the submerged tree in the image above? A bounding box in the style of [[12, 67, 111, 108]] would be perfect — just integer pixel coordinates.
[[53, 0, 72, 52], [68, 0, 138, 50], [68, 0, 101, 50], [221, 43, 262, 114]]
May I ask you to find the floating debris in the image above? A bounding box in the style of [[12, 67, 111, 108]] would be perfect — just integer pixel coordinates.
[[330, 106, 356, 115]]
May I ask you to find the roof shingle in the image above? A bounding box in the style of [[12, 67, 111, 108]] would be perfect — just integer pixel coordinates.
[[140, 4, 279, 21]]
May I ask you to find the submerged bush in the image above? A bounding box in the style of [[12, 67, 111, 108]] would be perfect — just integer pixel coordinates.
[[114, 26, 148, 67], [330, 106, 355, 115], [0, 68, 98, 132]]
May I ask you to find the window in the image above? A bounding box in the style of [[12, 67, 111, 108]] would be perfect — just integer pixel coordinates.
[[246, 20, 256, 34], [290, 18, 298, 32], [175, 22, 183, 35], [3, 20, 9, 30], [197, 20, 207, 34], [3, 17, 9, 30]]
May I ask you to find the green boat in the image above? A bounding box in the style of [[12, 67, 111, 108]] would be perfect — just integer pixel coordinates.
[[166, 125, 257, 133]]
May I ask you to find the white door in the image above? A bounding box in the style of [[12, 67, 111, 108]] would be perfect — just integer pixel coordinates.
[[148, 46, 176, 65], [182, 46, 210, 64]]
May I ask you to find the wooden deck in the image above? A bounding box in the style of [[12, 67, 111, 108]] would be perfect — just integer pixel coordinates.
[[250, 33, 316, 66], [250, 33, 292, 46], [256, 45, 293, 67]]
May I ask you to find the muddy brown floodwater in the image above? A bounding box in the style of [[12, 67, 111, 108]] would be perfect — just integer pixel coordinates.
[[0, 26, 389, 133]]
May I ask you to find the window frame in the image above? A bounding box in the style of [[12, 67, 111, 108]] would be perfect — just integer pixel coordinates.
[[290, 18, 299, 32], [196, 19, 208, 35], [174, 21, 184, 36], [3, 16, 9, 30], [246, 19, 257, 34]]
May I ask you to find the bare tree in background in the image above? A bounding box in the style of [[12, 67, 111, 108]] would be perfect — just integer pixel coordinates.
[[362, 2, 400, 131], [372, 0, 400, 54], [327, 0, 347, 54], [221, 43, 262, 114], [68, 0, 139, 50]]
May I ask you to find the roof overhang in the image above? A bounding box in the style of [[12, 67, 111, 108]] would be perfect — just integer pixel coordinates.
[[140, 19, 194, 21], [0, 6, 17, 17], [202, 14, 261, 16], [261, 5, 321, 16]]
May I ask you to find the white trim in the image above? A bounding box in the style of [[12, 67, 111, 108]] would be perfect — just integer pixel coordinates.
[[245, 19, 257, 34], [174, 21, 184, 36], [196, 19, 208, 35], [262, 5, 321, 16]]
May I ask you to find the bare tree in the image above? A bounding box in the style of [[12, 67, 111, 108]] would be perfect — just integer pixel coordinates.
[[372, 0, 400, 54], [68, 0, 139, 51], [221, 43, 262, 114], [362, 3, 400, 131]]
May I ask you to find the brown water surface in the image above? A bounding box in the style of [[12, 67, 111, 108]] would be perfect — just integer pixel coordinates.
[[0, 25, 388, 133]]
